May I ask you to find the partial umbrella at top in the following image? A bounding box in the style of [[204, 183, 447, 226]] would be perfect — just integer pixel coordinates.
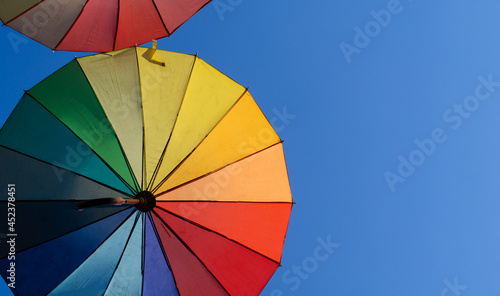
[[0, 0, 212, 52]]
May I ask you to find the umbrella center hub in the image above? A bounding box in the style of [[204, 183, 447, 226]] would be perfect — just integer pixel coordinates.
[[135, 191, 156, 212]]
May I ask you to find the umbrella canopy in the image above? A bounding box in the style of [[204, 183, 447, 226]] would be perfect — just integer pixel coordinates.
[[0, 46, 293, 295], [0, 0, 211, 52]]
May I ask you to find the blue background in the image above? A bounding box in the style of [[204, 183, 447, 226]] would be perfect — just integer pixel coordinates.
[[1, 0, 500, 295]]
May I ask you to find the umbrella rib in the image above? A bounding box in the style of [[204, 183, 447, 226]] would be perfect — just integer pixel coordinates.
[[155, 200, 295, 205], [134, 46, 146, 191], [0, 144, 135, 198], [24, 92, 138, 194], [151, 210, 231, 296], [150, 0, 171, 36], [103, 211, 142, 295], [154, 141, 283, 196], [145, 212, 183, 296], [146, 54, 198, 191], [155, 205, 281, 265], [151, 87, 248, 194], [112, 0, 121, 50], [52, 0, 89, 50], [46, 209, 138, 294], [0, 199, 137, 203]]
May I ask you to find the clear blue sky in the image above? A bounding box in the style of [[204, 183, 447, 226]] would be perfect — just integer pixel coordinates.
[[2, 0, 500, 295]]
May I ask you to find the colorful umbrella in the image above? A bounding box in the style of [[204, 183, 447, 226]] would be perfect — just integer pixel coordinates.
[[0, 46, 293, 296], [0, 0, 211, 52]]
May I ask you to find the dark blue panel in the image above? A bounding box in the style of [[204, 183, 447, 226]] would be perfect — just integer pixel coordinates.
[[0, 208, 134, 296], [143, 215, 179, 296]]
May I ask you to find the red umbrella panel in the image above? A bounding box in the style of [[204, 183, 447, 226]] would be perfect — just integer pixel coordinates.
[[0, 46, 293, 295], [0, 0, 212, 52]]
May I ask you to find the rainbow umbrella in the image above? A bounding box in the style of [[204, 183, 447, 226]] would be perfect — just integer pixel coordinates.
[[0, 46, 293, 296], [0, 0, 211, 52]]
